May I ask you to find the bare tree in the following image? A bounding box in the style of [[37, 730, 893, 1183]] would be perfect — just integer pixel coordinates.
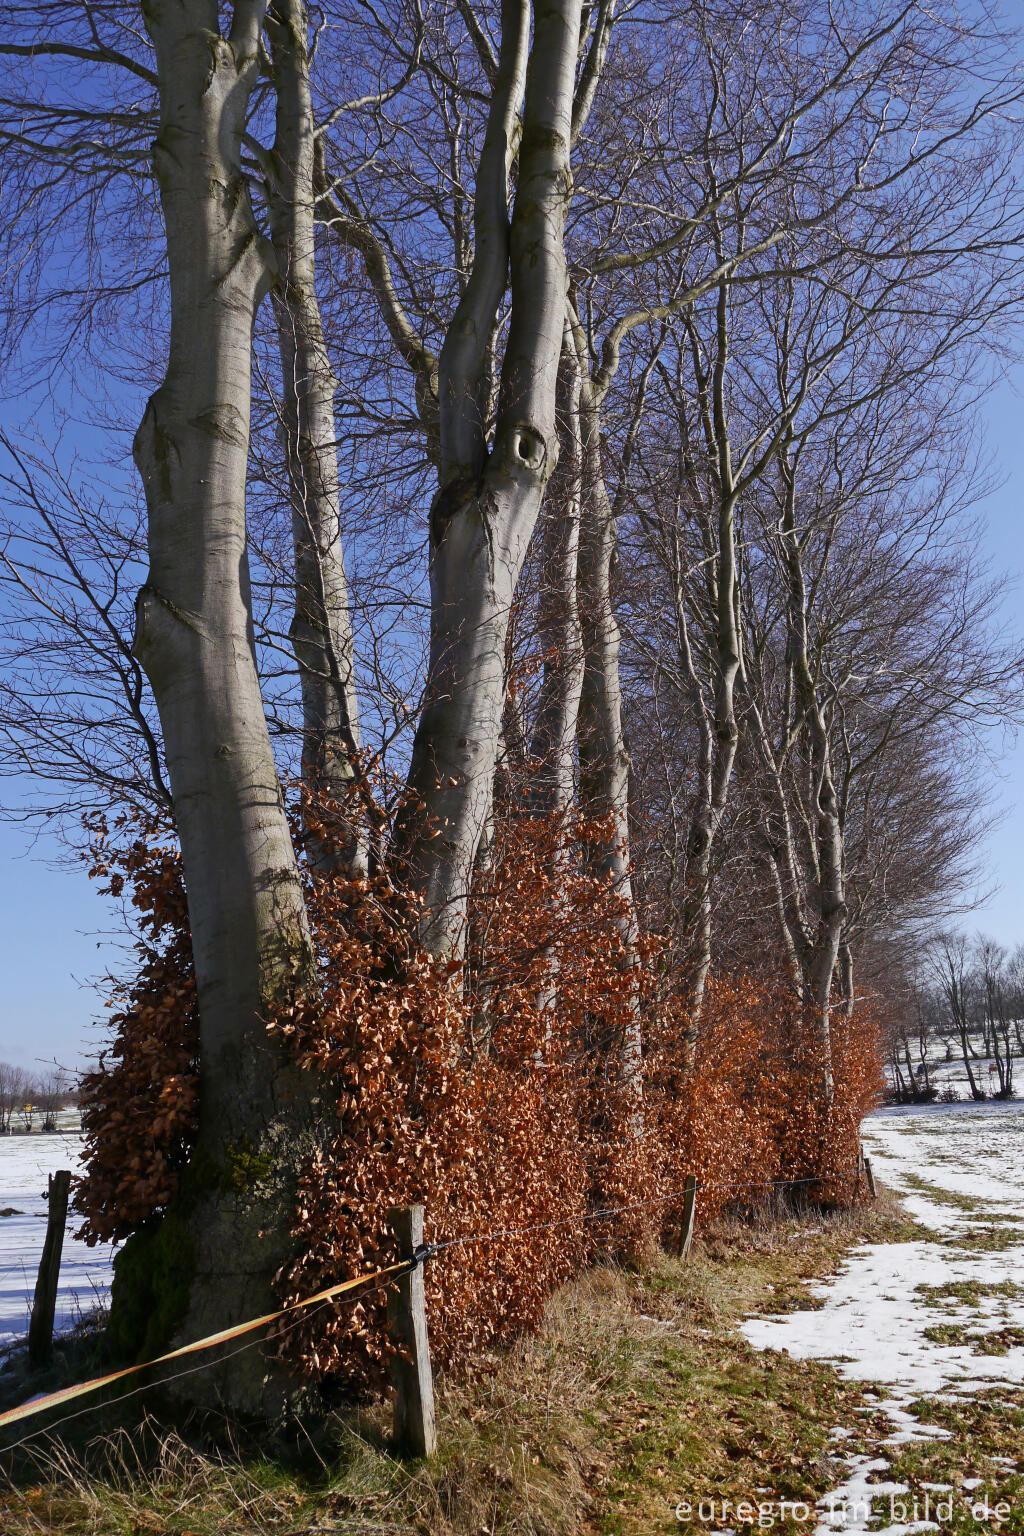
[[0, 1062, 28, 1135], [128, 0, 324, 1416], [262, 0, 369, 874], [0, 438, 170, 823], [387, 0, 589, 959], [976, 934, 1014, 1096], [927, 932, 986, 1101], [35, 1065, 69, 1132]]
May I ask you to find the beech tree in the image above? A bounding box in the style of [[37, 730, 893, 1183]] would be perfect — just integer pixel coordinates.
[[385, 0, 589, 958], [263, 0, 369, 875], [125, 0, 325, 1415], [618, 0, 1024, 1078]]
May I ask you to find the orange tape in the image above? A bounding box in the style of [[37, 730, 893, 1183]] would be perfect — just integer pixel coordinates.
[[0, 1262, 407, 1432]]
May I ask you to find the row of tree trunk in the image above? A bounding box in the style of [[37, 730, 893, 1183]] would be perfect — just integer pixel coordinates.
[[25, 0, 1013, 1416]]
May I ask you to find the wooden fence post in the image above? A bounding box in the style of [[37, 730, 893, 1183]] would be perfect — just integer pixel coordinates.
[[676, 1174, 698, 1259], [28, 1169, 70, 1369], [863, 1156, 877, 1199], [387, 1204, 437, 1458]]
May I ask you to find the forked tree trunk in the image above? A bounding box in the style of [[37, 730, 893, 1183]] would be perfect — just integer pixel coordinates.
[[745, 691, 811, 997], [675, 287, 745, 1035], [267, 0, 368, 875], [390, 0, 583, 960], [679, 489, 742, 1034], [891, 1047, 907, 1100], [130, 0, 319, 1416], [918, 1035, 932, 1094]]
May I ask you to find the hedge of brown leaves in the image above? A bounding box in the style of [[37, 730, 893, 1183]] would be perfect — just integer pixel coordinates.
[[75, 817, 199, 1243], [74, 807, 882, 1393]]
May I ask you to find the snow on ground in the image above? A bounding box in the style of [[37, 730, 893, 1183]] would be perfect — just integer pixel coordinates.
[[745, 1235, 1024, 1398], [888, 1036, 1022, 1104], [909, 1053, 1010, 1102], [868, 1099, 1024, 1225], [744, 1101, 1024, 1396], [741, 1099, 1024, 1533], [0, 1130, 115, 1350]]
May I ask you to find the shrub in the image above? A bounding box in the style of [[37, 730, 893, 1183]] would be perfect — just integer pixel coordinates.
[[75, 806, 882, 1391], [76, 817, 198, 1245]]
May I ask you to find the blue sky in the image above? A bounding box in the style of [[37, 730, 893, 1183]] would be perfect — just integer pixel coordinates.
[[964, 367, 1024, 948], [0, 822, 114, 1071], [2, 373, 1024, 1073]]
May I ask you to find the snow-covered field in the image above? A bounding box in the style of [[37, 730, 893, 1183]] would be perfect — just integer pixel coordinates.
[[743, 1100, 1024, 1532], [888, 1042, 1021, 1104], [0, 1131, 115, 1350]]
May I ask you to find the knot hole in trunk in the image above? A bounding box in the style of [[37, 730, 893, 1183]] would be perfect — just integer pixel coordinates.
[[509, 425, 546, 472]]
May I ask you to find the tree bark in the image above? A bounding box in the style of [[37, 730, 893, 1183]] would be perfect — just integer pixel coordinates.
[[572, 334, 644, 1103], [529, 326, 586, 821], [957, 1021, 983, 1100], [129, 0, 318, 1416], [266, 0, 368, 875], [839, 939, 855, 1020], [673, 293, 743, 1035], [679, 501, 741, 1031], [746, 693, 812, 997], [778, 461, 842, 1099], [390, 0, 583, 960], [527, 327, 586, 1023]]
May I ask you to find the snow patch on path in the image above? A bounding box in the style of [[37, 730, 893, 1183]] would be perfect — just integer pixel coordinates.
[[743, 1236, 1024, 1396], [740, 1101, 1024, 1532]]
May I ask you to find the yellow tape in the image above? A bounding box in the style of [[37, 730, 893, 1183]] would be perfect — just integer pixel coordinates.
[[0, 1261, 406, 1432]]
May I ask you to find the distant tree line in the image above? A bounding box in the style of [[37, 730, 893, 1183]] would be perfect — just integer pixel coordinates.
[[0, 1063, 73, 1133], [887, 934, 1024, 1103]]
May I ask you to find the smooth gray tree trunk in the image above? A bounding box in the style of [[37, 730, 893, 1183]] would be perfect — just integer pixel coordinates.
[[266, 0, 368, 876], [562, 301, 664, 1104], [527, 329, 587, 1022], [779, 467, 841, 1098], [679, 491, 742, 1035], [529, 328, 586, 822], [678, 288, 744, 1035], [839, 940, 855, 1020], [572, 353, 644, 1103], [390, 0, 584, 960], [130, 0, 319, 1416], [746, 691, 814, 998]]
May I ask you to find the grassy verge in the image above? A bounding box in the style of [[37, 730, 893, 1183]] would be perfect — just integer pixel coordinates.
[[0, 1193, 921, 1536]]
